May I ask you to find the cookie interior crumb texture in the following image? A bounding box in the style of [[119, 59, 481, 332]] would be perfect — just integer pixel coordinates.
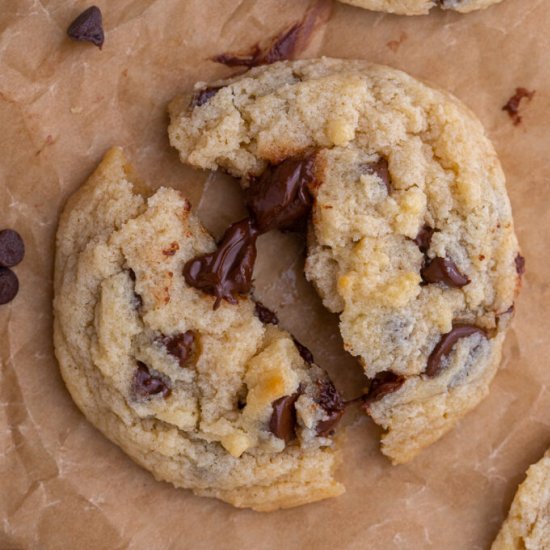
[[491, 449, 550, 550], [336, 0, 504, 16], [53, 147, 344, 511], [168, 58, 521, 464]]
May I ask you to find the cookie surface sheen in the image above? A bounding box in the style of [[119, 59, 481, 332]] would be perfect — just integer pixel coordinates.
[[169, 58, 520, 464], [337, 0, 504, 15], [492, 450, 550, 550], [53, 147, 343, 510]]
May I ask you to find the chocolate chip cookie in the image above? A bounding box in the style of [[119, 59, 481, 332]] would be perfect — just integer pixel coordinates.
[[492, 449, 550, 549], [168, 58, 521, 464], [53, 147, 343, 510], [336, 0, 504, 15]]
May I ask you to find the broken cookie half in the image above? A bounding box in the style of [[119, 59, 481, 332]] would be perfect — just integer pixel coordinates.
[[492, 449, 550, 550], [168, 58, 522, 465], [53, 147, 343, 511]]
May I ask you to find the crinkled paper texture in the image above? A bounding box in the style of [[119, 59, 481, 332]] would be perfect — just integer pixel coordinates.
[[0, 0, 548, 548]]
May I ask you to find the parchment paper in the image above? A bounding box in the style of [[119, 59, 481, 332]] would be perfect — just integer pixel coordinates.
[[1, 0, 549, 548]]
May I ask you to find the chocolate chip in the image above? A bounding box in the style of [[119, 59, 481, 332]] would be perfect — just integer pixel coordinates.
[[269, 392, 300, 443], [0, 230, 25, 268], [0, 268, 19, 305], [254, 301, 279, 325], [191, 86, 224, 108], [246, 154, 317, 233], [315, 379, 345, 437], [421, 257, 470, 288], [133, 362, 171, 399], [413, 225, 435, 254], [362, 371, 405, 407], [292, 337, 314, 364], [159, 331, 195, 368], [183, 218, 258, 309], [515, 254, 526, 275], [361, 158, 391, 194], [426, 324, 487, 377], [502, 88, 535, 126], [67, 6, 104, 49]]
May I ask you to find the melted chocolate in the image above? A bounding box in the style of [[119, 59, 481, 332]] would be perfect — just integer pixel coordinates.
[[183, 218, 258, 309], [263, 23, 303, 64], [133, 362, 171, 399], [426, 324, 487, 377], [269, 392, 300, 443], [315, 379, 345, 437], [246, 154, 316, 233], [362, 158, 391, 194], [362, 371, 406, 407], [413, 225, 435, 254], [191, 86, 223, 108], [292, 337, 314, 364], [213, 46, 263, 68], [515, 254, 526, 275], [502, 88, 535, 126], [421, 257, 470, 288], [212, 5, 321, 68], [254, 301, 279, 325], [160, 331, 195, 368], [67, 6, 104, 49]]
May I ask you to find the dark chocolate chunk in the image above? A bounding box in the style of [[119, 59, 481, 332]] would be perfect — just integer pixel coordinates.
[[0, 268, 19, 305], [362, 371, 405, 407], [421, 257, 470, 288], [0, 230, 25, 268], [413, 225, 435, 254], [292, 337, 314, 364], [515, 254, 526, 275], [160, 331, 195, 368], [315, 379, 345, 437], [246, 154, 316, 233], [182, 218, 258, 309], [191, 86, 224, 108], [133, 362, 171, 399], [254, 301, 279, 325], [502, 88, 535, 126], [67, 6, 104, 49], [426, 323, 487, 377], [269, 392, 300, 443], [361, 158, 391, 194]]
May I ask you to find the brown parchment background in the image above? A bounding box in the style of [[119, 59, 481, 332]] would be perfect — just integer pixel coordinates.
[[1, 0, 549, 548]]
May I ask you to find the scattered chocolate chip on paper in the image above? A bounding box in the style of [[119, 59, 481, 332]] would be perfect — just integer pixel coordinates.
[[67, 6, 105, 49]]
